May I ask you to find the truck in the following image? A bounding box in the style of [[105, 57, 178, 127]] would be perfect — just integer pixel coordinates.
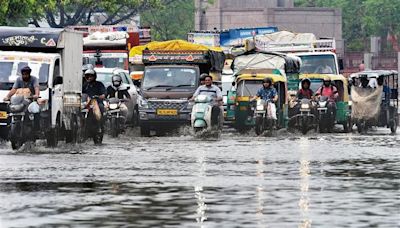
[[135, 40, 225, 136], [0, 27, 82, 147], [70, 25, 151, 70]]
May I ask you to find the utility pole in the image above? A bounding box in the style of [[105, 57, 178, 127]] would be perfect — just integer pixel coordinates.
[[199, 0, 206, 30]]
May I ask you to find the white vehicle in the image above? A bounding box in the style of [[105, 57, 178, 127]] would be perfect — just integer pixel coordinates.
[[95, 68, 139, 125], [252, 31, 342, 75], [0, 27, 82, 147]]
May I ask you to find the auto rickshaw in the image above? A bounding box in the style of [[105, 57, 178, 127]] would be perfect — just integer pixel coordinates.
[[287, 74, 352, 133], [350, 70, 398, 134], [227, 72, 288, 132]]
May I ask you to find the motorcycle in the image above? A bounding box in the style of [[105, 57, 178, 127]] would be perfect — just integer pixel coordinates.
[[317, 96, 335, 133], [7, 95, 39, 150], [298, 98, 317, 135], [253, 99, 276, 136], [106, 97, 127, 138], [191, 95, 223, 134], [81, 94, 104, 144]]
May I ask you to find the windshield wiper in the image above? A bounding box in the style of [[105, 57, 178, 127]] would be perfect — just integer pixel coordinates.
[[166, 84, 193, 91], [145, 85, 173, 90]]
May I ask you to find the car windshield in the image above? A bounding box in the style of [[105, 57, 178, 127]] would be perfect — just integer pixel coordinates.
[[87, 57, 125, 69], [299, 55, 337, 75], [142, 67, 197, 90], [237, 80, 262, 96], [0, 61, 50, 90]]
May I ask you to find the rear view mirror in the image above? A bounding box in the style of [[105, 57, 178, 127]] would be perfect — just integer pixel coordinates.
[[231, 81, 236, 86], [133, 80, 141, 87], [338, 59, 344, 71], [54, 76, 63, 85]]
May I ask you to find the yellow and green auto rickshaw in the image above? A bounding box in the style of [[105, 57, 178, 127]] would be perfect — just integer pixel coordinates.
[[227, 71, 288, 132], [287, 73, 352, 133]]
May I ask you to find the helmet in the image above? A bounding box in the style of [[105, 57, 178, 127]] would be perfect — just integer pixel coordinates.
[[322, 75, 331, 82], [112, 74, 123, 87], [21, 66, 32, 74], [82, 64, 94, 73], [301, 78, 311, 85], [200, 73, 208, 81], [84, 69, 97, 79], [263, 77, 272, 84]]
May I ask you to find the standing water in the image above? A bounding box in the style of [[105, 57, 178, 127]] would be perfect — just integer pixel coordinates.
[[0, 130, 399, 227]]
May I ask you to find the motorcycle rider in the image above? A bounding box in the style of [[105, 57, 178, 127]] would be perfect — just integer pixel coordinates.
[[315, 76, 338, 119], [191, 74, 223, 126], [297, 78, 314, 100], [106, 73, 131, 125], [82, 69, 106, 124], [3, 66, 41, 132], [251, 78, 278, 120], [3, 66, 39, 101]]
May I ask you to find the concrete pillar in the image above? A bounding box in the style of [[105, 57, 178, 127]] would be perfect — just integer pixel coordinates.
[[364, 53, 373, 70], [398, 52, 400, 73]]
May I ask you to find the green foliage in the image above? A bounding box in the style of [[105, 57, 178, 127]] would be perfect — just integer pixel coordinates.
[[141, 0, 195, 41], [295, 0, 400, 51]]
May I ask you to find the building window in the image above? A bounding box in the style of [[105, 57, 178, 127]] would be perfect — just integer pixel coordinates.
[[277, 0, 285, 7]]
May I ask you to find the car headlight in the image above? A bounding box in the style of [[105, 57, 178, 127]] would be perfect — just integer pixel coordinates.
[[301, 104, 310, 109], [138, 98, 149, 109], [109, 103, 119, 110]]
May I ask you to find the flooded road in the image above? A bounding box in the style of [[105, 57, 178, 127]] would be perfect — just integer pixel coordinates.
[[0, 129, 399, 227]]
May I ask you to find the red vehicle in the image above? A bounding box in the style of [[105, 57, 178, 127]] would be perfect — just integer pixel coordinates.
[[70, 25, 151, 70]]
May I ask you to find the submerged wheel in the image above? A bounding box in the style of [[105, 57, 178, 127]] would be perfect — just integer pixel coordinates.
[[93, 133, 103, 145], [255, 116, 263, 136], [357, 121, 366, 134], [301, 120, 308, 135], [11, 140, 22, 150], [390, 119, 397, 134], [140, 126, 151, 137], [110, 117, 119, 138], [65, 115, 78, 143], [47, 123, 59, 148]]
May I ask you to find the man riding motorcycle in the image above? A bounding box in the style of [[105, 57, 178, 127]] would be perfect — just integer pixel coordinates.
[[82, 69, 106, 120], [315, 76, 338, 118], [191, 74, 223, 126], [251, 78, 278, 120], [106, 73, 131, 125], [3, 66, 41, 132]]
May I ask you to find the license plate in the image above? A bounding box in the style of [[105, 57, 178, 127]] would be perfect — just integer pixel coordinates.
[[157, 109, 178, 116], [0, 111, 7, 119]]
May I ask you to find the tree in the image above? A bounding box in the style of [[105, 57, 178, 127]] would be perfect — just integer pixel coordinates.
[[295, 0, 400, 51], [0, 0, 49, 26], [141, 0, 195, 40]]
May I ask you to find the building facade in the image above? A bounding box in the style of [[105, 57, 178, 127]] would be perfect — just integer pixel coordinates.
[[195, 0, 343, 56]]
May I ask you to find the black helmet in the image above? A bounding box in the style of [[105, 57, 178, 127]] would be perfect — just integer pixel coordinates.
[[301, 78, 311, 86], [84, 69, 97, 79], [21, 66, 32, 74], [112, 74, 122, 87], [263, 77, 272, 84]]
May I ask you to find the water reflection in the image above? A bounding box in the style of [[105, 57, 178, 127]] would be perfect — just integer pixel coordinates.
[[298, 138, 312, 228], [194, 150, 207, 226], [256, 159, 266, 227]]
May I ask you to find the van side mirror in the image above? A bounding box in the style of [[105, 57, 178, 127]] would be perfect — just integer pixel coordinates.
[[338, 59, 344, 71], [133, 80, 141, 87], [54, 76, 63, 85]]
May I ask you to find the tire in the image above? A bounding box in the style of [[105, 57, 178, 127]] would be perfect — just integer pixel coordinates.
[[10, 122, 22, 150], [343, 118, 352, 133], [65, 115, 77, 143], [357, 121, 365, 134], [93, 133, 103, 145], [133, 106, 139, 127], [110, 117, 119, 138], [140, 126, 151, 137], [318, 121, 325, 133], [301, 119, 308, 135], [11, 140, 22, 150], [255, 116, 263, 136], [47, 119, 59, 148], [390, 119, 397, 134]]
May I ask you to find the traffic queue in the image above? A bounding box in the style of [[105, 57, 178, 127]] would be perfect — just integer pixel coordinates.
[[0, 26, 398, 151]]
